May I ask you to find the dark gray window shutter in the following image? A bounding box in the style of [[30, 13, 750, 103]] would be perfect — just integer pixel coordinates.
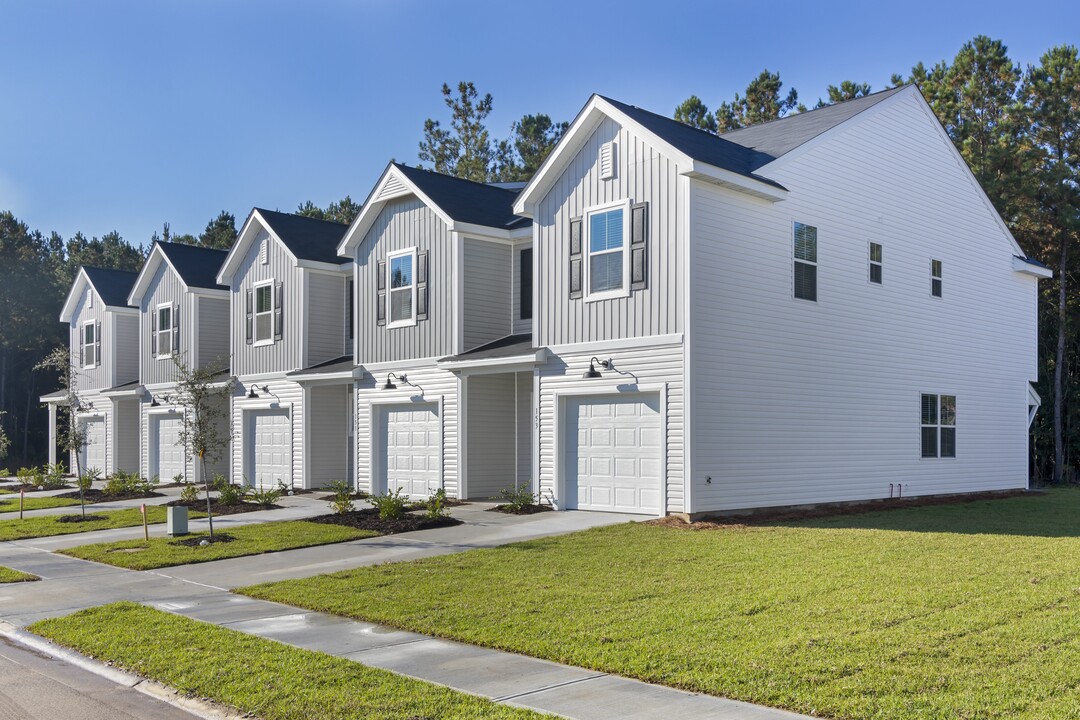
[[630, 202, 648, 290], [96, 321, 101, 364], [569, 217, 583, 299], [520, 247, 533, 320], [273, 281, 283, 340], [245, 289, 253, 345], [416, 251, 429, 321], [173, 302, 180, 352], [79, 327, 85, 366], [150, 314, 157, 357], [376, 260, 386, 326]]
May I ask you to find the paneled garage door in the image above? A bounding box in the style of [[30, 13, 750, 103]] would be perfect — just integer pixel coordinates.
[[249, 409, 291, 488], [152, 415, 185, 483], [79, 417, 106, 473], [380, 403, 440, 498], [564, 394, 661, 514]]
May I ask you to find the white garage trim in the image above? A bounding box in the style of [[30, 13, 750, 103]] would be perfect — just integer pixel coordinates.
[[367, 394, 444, 497], [553, 383, 667, 517], [243, 405, 293, 488]]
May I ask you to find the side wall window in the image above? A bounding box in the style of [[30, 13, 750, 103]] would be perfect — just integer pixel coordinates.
[[793, 222, 817, 301], [869, 242, 882, 284], [921, 393, 956, 458], [931, 259, 942, 297]]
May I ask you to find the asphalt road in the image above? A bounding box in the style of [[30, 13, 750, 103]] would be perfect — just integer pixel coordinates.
[[0, 636, 196, 720]]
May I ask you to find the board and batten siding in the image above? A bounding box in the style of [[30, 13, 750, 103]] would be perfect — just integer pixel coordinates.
[[305, 272, 347, 366], [354, 365, 459, 497], [230, 379, 304, 487], [511, 242, 533, 336], [139, 263, 188, 386], [197, 296, 230, 369], [70, 288, 109, 392], [537, 342, 684, 514], [533, 117, 685, 347], [688, 91, 1039, 513], [463, 238, 512, 350], [231, 228, 303, 378], [112, 314, 140, 386], [353, 197, 456, 364]]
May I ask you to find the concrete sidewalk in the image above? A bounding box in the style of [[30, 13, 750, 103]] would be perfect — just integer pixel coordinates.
[[0, 505, 812, 720]]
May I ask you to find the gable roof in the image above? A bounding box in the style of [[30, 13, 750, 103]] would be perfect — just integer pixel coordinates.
[[128, 242, 229, 305], [217, 208, 351, 285], [339, 163, 530, 255], [719, 85, 908, 168], [60, 266, 139, 322]]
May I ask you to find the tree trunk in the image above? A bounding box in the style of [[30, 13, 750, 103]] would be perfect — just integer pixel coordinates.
[[1054, 233, 1068, 483], [202, 452, 214, 538]]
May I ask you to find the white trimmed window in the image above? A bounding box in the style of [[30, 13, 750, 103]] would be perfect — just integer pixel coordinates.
[[254, 282, 274, 344], [586, 202, 628, 299], [82, 321, 99, 368], [387, 248, 416, 327], [921, 394, 956, 458], [793, 222, 817, 301], [869, 242, 883, 284], [156, 304, 173, 357], [931, 259, 942, 297]]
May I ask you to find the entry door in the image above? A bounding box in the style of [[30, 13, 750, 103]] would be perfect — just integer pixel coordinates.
[[380, 403, 440, 498], [153, 415, 185, 482], [564, 394, 662, 514], [250, 409, 291, 488]]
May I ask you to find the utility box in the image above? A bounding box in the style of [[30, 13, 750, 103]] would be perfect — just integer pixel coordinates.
[[167, 505, 189, 536]]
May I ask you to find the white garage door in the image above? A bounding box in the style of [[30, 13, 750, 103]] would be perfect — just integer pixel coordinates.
[[250, 410, 291, 488], [381, 403, 440, 498], [152, 415, 185, 482], [565, 394, 662, 514], [79, 417, 106, 474]]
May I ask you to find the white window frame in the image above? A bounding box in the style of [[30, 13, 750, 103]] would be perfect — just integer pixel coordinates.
[[931, 259, 942, 298], [869, 242, 883, 285], [155, 302, 174, 359], [584, 199, 631, 302], [81, 320, 99, 369], [792, 221, 818, 302], [920, 393, 956, 459], [387, 247, 418, 328], [253, 280, 275, 346]]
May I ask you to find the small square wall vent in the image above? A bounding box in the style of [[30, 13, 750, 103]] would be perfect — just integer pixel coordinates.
[[599, 141, 616, 180]]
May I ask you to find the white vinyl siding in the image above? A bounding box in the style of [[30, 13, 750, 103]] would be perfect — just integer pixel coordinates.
[[463, 238, 512, 350], [230, 379, 302, 487], [197, 296, 230, 369], [689, 90, 1036, 512], [464, 372, 531, 499], [231, 228, 302, 377], [306, 272, 347, 366], [140, 262, 186, 385]]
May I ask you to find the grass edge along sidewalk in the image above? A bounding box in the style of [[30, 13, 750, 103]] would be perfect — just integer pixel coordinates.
[[239, 489, 1080, 720], [59, 520, 378, 570], [0, 506, 207, 542], [0, 566, 38, 583], [30, 602, 550, 720]]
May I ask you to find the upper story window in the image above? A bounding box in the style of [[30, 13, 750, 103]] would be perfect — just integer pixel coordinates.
[[869, 242, 883, 284], [793, 222, 817, 301], [931, 259, 942, 297], [388, 248, 416, 327], [519, 247, 533, 320], [254, 283, 274, 343], [921, 393, 956, 458], [586, 203, 628, 299], [82, 321, 99, 368], [157, 305, 174, 357], [245, 280, 282, 346]]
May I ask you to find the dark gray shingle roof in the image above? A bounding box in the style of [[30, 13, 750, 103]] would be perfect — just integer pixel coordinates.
[[83, 267, 139, 308], [393, 164, 530, 230], [287, 355, 354, 377], [440, 333, 535, 363], [255, 209, 351, 265], [156, 241, 229, 290]]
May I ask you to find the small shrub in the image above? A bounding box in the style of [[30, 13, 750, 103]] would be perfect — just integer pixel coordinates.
[[172, 474, 183, 485], [179, 484, 200, 503], [276, 479, 297, 496], [43, 463, 67, 489], [77, 473, 94, 492], [249, 487, 281, 508], [28, 466, 47, 490], [214, 475, 249, 506], [0, 468, 9, 478], [328, 480, 354, 514], [102, 470, 153, 496], [497, 485, 536, 512], [370, 488, 409, 521], [425, 488, 448, 519], [16, 467, 35, 487]]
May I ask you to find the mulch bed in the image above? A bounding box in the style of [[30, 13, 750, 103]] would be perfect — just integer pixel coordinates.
[[56, 514, 108, 523], [55, 489, 163, 503], [4, 484, 74, 493], [165, 499, 281, 515], [488, 503, 553, 515], [648, 489, 1035, 531], [406, 499, 469, 510], [170, 533, 236, 547], [308, 508, 462, 534]]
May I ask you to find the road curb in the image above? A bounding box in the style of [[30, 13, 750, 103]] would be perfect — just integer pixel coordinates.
[[0, 621, 247, 720]]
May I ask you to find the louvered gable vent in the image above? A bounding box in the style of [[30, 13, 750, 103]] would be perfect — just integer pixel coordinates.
[[599, 141, 616, 180]]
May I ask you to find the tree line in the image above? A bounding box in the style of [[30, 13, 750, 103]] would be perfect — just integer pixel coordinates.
[[2, 34, 1077, 484]]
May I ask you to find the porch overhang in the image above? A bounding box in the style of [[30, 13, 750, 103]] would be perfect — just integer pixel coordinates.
[[39, 389, 70, 406], [287, 355, 361, 384], [438, 334, 545, 375], [100, 381, 144, 398]]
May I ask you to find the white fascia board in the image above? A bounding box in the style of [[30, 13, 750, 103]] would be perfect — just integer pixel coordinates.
[[290, 369, 361, 385], [189, 287, 229, 298], [100, 384, 145, 398], [682, 162, 788, 202], [1028, 383, 1042, 407], [127, 245, 167, 306], [437, 348, 547, 373], [1012, 256, 1053, 279], [297, 259, 353, 273], [108, 306, 139, 316], [59, 269, 92, 322]]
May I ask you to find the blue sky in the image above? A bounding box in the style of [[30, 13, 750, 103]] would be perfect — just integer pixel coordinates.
[[2, 0, 1076, 245]]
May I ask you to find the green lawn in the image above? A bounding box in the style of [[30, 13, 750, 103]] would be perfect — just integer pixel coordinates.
[[61, 521, 378, 570], [0, 506, 205, 541], [30, 603, 547, 720], [0, 495, 81, 513], [0, 566, 38, 583], [240, 489, 1080, 720]]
